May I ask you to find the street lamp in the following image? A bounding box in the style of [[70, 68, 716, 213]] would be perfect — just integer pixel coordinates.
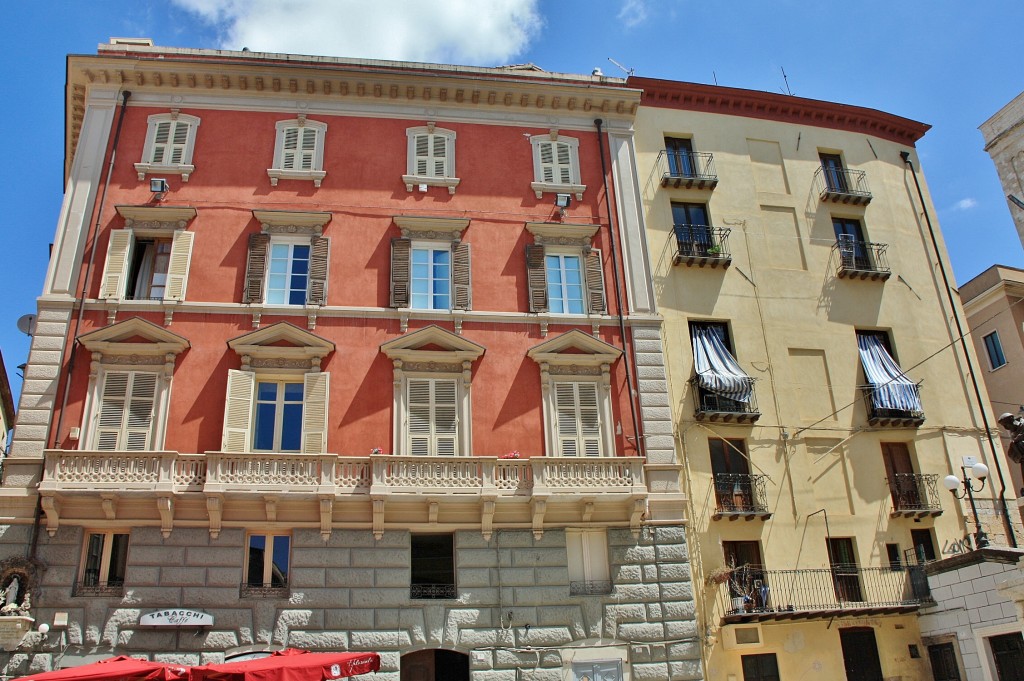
[[943, 462, 990, 549]]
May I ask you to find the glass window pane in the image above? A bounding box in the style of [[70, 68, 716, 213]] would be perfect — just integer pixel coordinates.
[[254, 403, 277, 450], [108, 533, 129, 584], [84, 534, 104, 586], [293, 245, 309, 259], [283, 383, 304, 401], [288, 289, 305, 305], [271, 536, 290, 586], [281, 403, 303, 450], [247, 535, 266, 585], [257, 382, 278, 401]]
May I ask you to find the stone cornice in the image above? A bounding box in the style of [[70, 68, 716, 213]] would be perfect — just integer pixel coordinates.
[[526, 222, 600, 246], [67, 49, 641, 179], [394, 216, 471, 241], [116, 205, 197, 229], [630, 76, 930, 145], [253, 209, 333, 235]]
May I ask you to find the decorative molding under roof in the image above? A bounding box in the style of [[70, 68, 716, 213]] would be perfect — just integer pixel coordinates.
[[78, 317, 191, 356], [253, 210, 333, 236], [527, 329, 622, 368], [381, 324, 485, 364], [115, 205, 197, 229], [394, 216, 471, 241], [526, 222, 600, 247]]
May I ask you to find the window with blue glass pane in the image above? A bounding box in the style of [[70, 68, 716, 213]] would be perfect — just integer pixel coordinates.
[[411, 246, 451, 310], [253, 381, 304, 451], [984, 331, 1007, 369], [546, 253, 584, 314], [267, 242, 310, 305]]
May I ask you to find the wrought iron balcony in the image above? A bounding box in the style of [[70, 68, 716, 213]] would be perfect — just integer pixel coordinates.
[[717, 564, 930, 623], [859, 385, 925, 427], [570, 580, 613, 596], [888, 473, 942, 517], [673, 224, 731, 268], [658, 150, 718, 189], [832, 238, 891, 280], [410, 583, 457, 600], [690, 378, 760, 424], [240, 582, 290, 599], [712, 473, 771, 520], [72, 580, 124, 598], [814, 166, 872, 205]]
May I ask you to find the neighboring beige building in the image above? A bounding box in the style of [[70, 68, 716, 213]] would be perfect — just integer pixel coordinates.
[[629, 76, 1024, 681], [0, 351, 14, 459], [980, 92, 1024, 247], [960, 265, 1024, 499]]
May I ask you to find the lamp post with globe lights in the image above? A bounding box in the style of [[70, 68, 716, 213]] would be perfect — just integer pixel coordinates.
[[943, 462, 990, 549]]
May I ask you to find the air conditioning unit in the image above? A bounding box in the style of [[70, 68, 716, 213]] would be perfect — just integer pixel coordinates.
[[721, 623, 764, 650]]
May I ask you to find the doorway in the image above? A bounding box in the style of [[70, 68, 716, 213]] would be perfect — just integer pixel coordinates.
[[839, 628, 884, 681], [989, 632, 1024, 681], [400, 649, 469, 681]]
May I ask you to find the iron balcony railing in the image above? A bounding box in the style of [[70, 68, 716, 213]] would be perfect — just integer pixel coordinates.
[[832, 238, 891, 280], [239, 582, 290, 598], [888, 473, 942, 516], [718, 564, 930, 620], [713, 473, 771, 517], [658, 150, 718, 188], [410, 583, 457, 600], [859, 384, 925, 427], [690, 377, 760, 423], [570, 580, 613, 596], [813, 165, 872, 204], [673, 224, 731, 267], [72, 580, 124, 598]]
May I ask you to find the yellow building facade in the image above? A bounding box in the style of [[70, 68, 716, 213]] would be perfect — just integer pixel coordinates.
[[628, 77, 1024, 681]]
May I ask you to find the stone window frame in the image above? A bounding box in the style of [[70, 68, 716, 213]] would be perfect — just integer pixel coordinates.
[[74, 529, 131, 597], [403, 123, 460, 194], [243, 210, 332, 313], [390, 216, 471, 312], [267, 116, 328, 187], [529, 130, 586, 200], [524, 222, 606, 317], [135, 110, 200, 182]]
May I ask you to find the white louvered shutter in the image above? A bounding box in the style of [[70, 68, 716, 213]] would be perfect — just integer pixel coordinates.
[[100, 230, 133, 299], [301, 372, 329, 454], [281, 127, 299, 169], [95, 371, 157, 451], [281, 127, 317, 170], [222, 369, 255, 452], [164, 230, 195, 301], [539, 141, 573, 184], [555, 382, 602, 457], [407, 378, 458, 456], [151, 120, 190, 165], [413, 133, 450, 178], [299, 128, 317, 170]]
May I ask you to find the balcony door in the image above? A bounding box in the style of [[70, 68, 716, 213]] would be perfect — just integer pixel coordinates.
[[989, 632, 1024, 681], [724, 540, 768, 610], [882, 442, 920, 511], [828, 538, 863, 602], [666, 137, 696, 177], [832, 217, 871, 270], [820, 153, 848, 193], [839, 628, 884, 681], [672, 202, 712, 256], [710, 439, 753, 512]]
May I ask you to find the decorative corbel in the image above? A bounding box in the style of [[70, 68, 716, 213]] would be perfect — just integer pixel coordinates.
[[319, 497, 333, 541], [531, 498, 547, 540], [297, 113, 307, 126], [461, 361, 472, 389], [106, 308, 117, 325], [453, 313, 463, 336], [169, 108, 180, 120], [307, 309, 317, 331], [600, 365, 612, 392], [592, 323, 600, 338], [399, 311, 409, 334], [481, 498, 496, 541], [164, 308, 174, 327], [101, 495, 118, 521], [630, 498, 645, 537], [581, 500, 595, 523], [539, 320, 548, 338], [206, 496, 223, 539], [264, 496, 278, 522], [90, 352, 103, 379], [538, 362, 551, 396], [372, 498, 386, 540], [426, 121, 436, 134], [251, 311, 261, 329], [392, 359, 403, 389], [240, 354, 252, 372], [40, 496, 60, 537], [157, 497, 174, 538], [428, 501, 439, 525], [163, 353, 176, 380], [548, 128, 559, 141]]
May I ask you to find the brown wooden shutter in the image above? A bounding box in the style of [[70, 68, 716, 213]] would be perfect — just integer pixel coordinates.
[[584, 248, 607, 314], [452, 241, 471, 310], [307, 236, 329, 305], [390, 237, 411, 308], [525, 243, 548, 313], [243, 233, 271, 303]]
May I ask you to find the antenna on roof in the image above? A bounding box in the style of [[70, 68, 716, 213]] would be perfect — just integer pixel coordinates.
[[780, 67, 794, 96], [607, 57, 635, 77]]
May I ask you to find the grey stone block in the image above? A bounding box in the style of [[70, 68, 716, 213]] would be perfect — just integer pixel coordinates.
[[668, 659, 705, 680], [534, 566, 568, 586], [159, 567, 209, 586], [658, 562, 693, 582], [608, 603, 647, 622], [457, 548, 500, 568], [183, 546, 241, 566], [668, 640, 702, 661], [350, 587, 410, 608], [351, 630, 411, 649], [288, 631, 350, 649], [663, 600, 697, 620], [351, 548, 407, 567], [179, 587, 244, 607], [375, 568, 412, 588], [326, 608, 374, 629], [665, 620, 698, 639], [206, 567, 243, 587], [327, 567, 374, 588], [632, 663, 672, 681], [132, 546, 187, 565], [459, 587, 500, 606], [291, 547, 350, 568], [613, 564, 642, 583], [159, 528, 213, 547], [613, 583, 660, 602], [610, 545, 656, 565], [660, 582, 693, 602], [458, 568, 493, 588], [289, 568, 327, 588], [619, 622, 665, 641], [123, 587, 183, 605]]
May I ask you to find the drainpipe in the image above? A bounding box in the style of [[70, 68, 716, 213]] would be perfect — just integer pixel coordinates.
[[594, 119, 644, 456], [900, 150, 1017, 548], [31, 90, 131, 562]]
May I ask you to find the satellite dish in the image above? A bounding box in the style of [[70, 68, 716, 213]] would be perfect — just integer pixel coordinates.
[[16, 314, 37, 336]]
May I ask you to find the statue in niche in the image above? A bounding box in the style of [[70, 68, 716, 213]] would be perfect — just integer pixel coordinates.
[[998, 412, 1024, 495], [0, 575, 26, 615]]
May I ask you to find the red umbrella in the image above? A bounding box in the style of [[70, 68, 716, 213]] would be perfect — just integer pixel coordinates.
[[20, 655, 188, 681], [189, 649, 380, 681]]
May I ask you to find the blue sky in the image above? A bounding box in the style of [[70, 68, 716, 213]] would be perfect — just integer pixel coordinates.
[[1, 0, 1022, 403]]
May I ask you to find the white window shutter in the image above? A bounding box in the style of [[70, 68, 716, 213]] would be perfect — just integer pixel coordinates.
[[164, 230, 195, 301], [151, 121, 172, 164], [300, 128, 317, 170], [407, 378, 458, 456], [539, 141, 556, 183], [222, 369, 255, 452], [556, 142, 573, 184], [555, 382, 580, 456], [554, 382, 602, 457], [168, 121, 190, 164], [433, 379, 458, 456], [95, 371, 156, 451], [302, 372, 330, 454], [431, 134, 447, 177], [577, 383, 602, 456], [100, 230, 133, 299], [281, 127, 300, 169], [585, 530, 610, 581], [407, 378, 432, 456]]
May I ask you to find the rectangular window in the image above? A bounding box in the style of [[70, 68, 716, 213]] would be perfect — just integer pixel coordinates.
[[136, 112, 200, 181], [710, 439, 756, 513], [984, 331, 1007, 369], [723, 541, 767, 610], [567, 529, 611, 595], [253, 381, 304, 451], [833, 217, 872, 269], [267, 242, 311, 305], [820, 153, 848, 193], [101, 229, 195, 302], [546, 253, 585, 314], [885, 543, 902, 570], [245, 534, 290, 590], [911, 528, 937, 562], [411, 246, 451, 310], [268, 119, 327, 186], [126, 239, 172, 300], [828, 537, 863, 601], [79, 531, 129, 594], [407, 378, 459, 456], [741, 653, 780, 681], [94, 371, 158, 451], [927, 642, 962, 681], [665, 136, 695, 177], [572, 662, 622, 681], [280, 126, 318, 171], [554, 382, 602, 456], [410, 534, 455, 599]]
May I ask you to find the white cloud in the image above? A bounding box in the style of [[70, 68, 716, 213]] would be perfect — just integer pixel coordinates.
[[954, 198, 978, 211], [171, 0, 542, 65], [617, 0, 649, 28]]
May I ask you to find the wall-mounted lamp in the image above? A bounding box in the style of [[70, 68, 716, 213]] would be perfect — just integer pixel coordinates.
[[150, 178, 169, 200], [943, 462, 990, 548], [554, 193, 572, 216]]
